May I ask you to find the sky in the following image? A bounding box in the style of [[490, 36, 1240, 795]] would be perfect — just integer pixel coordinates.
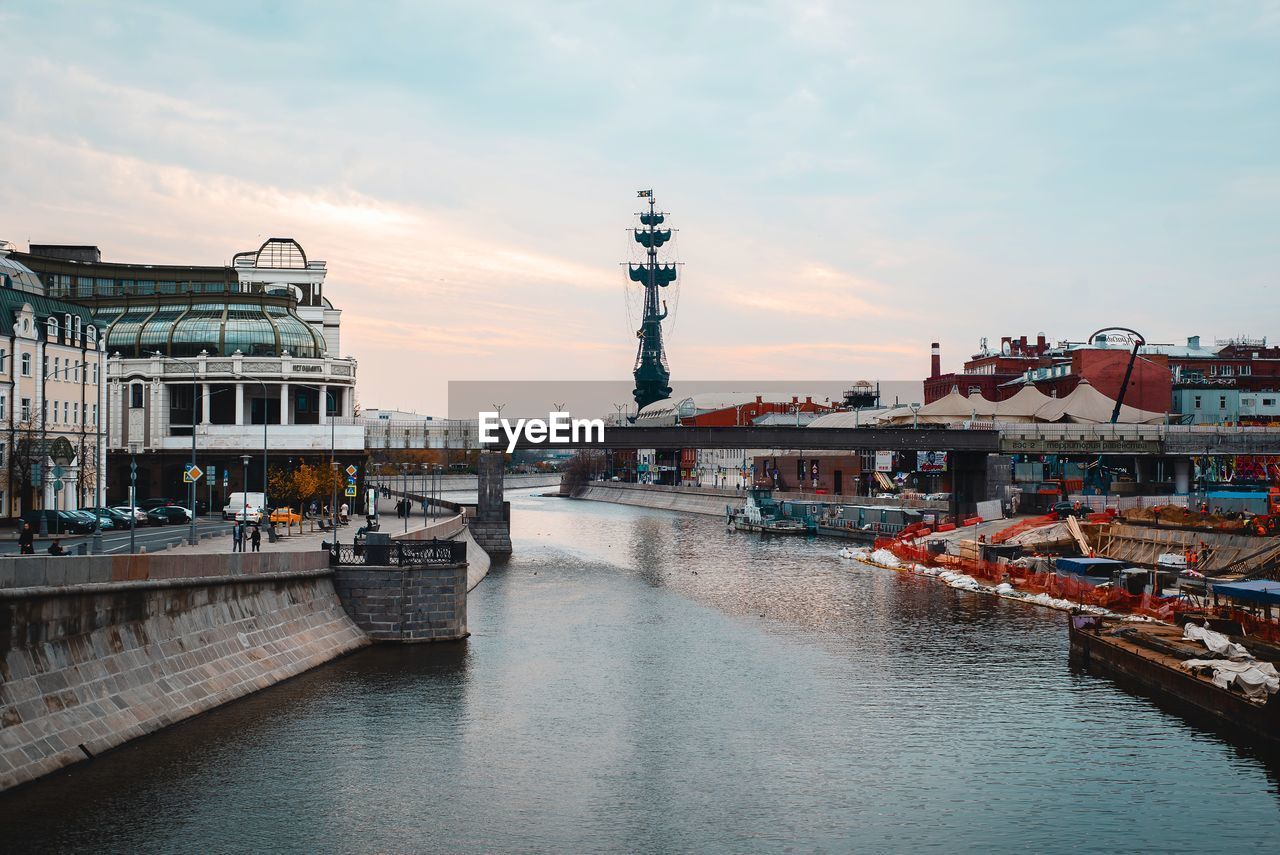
[[2, 0, 1278, 414]]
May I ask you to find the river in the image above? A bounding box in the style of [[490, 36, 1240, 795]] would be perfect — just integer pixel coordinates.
[[5, 492, 1280, 852]]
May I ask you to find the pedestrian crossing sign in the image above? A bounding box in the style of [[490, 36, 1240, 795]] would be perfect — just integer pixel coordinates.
[[345, 485, 358, 497], [184, 464, 203, 483]]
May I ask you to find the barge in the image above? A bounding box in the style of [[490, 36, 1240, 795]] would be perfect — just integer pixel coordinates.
[[1069, 614, 1280, 750]]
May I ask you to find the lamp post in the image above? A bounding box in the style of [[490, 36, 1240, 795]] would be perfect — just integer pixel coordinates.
[[153, 351, 199, 546], [289, 384, 338, 528], [401, 462, 409, 533], [233, 373, 272, 540], [241, 454, 251, 521], [129, 441, 141, 555]]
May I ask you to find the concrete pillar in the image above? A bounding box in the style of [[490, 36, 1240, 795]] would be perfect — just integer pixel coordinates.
[[235, 383, 244, 426], [1175, 458, 1191, 494], [471, 451, 512, 555], [201, 383, 211, 424], [319, 384, 328, 425], [280, 383, 290, 426]]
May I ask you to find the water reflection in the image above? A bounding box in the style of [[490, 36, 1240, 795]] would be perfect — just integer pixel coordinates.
[[5, 492, 1280, 852]]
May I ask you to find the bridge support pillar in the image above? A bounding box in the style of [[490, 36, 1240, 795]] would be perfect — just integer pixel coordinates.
[[471, 451, 512, 556], [332, 533, 470, 642]]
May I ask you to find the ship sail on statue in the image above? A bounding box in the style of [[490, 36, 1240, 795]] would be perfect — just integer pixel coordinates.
[[628, 189, 677, 412]]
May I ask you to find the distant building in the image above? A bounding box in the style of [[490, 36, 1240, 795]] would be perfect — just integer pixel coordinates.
[[0, 247, 107, 516], [10, 238, 360, 506]]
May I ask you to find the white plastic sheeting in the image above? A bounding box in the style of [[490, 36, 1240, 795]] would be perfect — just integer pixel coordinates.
[[1183, 623, 1251, 661], [1181, 659, 1280, 701]]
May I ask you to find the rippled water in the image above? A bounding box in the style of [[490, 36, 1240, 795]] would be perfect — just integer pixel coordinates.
[[5, 493, 1280, 852]]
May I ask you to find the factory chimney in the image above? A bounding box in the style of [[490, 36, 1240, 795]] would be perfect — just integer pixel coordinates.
[[930, 343, 941, 377]]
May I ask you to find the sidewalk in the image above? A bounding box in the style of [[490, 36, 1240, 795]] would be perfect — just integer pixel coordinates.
[[161, 508, 458, 555]]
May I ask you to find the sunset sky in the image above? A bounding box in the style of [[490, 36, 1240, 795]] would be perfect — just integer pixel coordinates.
[[3, 1, 1277, 413]]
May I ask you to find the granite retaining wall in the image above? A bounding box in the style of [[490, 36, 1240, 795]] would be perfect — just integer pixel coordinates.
[[576, 484, 739, 517], [0, 571, 368, 791]]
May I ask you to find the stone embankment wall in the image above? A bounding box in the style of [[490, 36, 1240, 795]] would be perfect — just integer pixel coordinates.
[[576, 483, 739, 516], [0, 558, 367, 792], [332, 561, 469, 643], [575, 482, 952, 517]]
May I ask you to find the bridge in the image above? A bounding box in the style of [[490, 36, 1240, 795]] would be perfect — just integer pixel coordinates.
[[507, 425, 1000, 452]]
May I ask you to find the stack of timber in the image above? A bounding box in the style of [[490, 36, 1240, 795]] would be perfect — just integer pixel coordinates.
[[1096, 522, 1280, 575]]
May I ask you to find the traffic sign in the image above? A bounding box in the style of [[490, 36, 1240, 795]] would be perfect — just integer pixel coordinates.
[[206, 467, 216, 484], [54, 479, 64, 491], [344, 485, 358, 497], [184, 464, 203, 483], [345, 464, 358, 477]]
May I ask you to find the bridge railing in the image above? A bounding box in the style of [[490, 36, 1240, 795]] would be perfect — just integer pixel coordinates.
[[328, 538, 466, 567]]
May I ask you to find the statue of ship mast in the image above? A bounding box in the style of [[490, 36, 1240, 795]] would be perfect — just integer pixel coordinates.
[[628, 189, 677, 412]]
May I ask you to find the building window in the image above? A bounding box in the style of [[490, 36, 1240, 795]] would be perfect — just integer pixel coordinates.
[[47, 317, 58, 340], [42, 400, 47, 422], [1264, 398, 1277, 407], [1193, 395, 1201, 409], [20, 353, 30, 376], [1221, 365, 1234, 376], [1243, 398, 1256, 407], [0, 396, 5, 419], [968, 385, 981, 395], [1220, 396, 1228, 410], [21, 398, 30, 421], [93, 364, 99, 384], [73, 402, 79, 424], [64, 314, 72, 344], [0, 443, 5, 467], [130, 383, 144, 408], [0, 349, 5, 373], [93, 404, 98, 425], [53, 356, 60, 379], [73, 316, 82, 343]]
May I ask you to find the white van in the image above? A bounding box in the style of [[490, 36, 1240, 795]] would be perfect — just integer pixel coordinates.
[[222, 492, 266, 522]]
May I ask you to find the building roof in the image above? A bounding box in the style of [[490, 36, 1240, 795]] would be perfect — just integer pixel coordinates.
[[0, 287, 97, 337], [0, 252, 46, 294]]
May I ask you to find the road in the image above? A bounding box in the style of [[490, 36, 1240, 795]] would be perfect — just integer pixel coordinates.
[[0, 517, 234, 556]]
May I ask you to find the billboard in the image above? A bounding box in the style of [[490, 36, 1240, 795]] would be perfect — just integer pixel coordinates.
[[918, 451, 948, 473], [875, 451, 893, 473]]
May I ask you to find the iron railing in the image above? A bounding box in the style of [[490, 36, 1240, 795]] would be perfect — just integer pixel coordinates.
[[328, 538, 466, 567]]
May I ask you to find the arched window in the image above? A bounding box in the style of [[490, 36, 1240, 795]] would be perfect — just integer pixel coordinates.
[[47, 317, 58, 340], [73, 316, 82, 343], [64, 314, 72, 343], [130, 383, 144, 409]]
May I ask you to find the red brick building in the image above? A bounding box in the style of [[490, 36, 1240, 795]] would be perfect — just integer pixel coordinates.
[[924, 336, 1054, 403]]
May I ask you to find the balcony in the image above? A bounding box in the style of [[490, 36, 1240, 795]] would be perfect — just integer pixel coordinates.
[[156, 423, 364, 452]]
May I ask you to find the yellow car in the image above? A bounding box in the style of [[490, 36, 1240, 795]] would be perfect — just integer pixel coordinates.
[[269, 507, 301, 526]]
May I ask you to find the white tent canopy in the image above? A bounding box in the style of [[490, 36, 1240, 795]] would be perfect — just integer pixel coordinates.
[[1032, 379, 1166, 424]]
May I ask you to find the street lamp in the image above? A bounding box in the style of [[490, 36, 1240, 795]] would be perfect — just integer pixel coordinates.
[[128, 441, 141, 555], [289, 384, 338, 528], [153, 351, 199, 546], [241, 454, 251, 522], [233, 372, 272, 541]]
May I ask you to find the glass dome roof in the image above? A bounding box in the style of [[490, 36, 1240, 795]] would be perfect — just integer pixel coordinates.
[[96, 295, 327, 358]]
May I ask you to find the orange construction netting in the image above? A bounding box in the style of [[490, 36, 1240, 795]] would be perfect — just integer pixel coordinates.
[[875, 536, 1179, 622]]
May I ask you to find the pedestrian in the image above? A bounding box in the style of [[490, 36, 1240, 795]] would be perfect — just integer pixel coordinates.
[[340, 501, 349, 525], [47, 539, 66, 556], [232, 521, 243, 552], [309, 499, 319, 518], [250, 525, 262, 552], [17, 522, 34, 555]]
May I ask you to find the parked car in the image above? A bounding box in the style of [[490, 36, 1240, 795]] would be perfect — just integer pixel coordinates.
[[111, 506, 150, 524], [223, 492, 266, 522], [85, 506, 133, 527], [1053, 501, 1089, 520], [19, 510, 95, 535], [142, 498, 176, 510], [72, 510, 116, 531], [147, 506, 194, 526]]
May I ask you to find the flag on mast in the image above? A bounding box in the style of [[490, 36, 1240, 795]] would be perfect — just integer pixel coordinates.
[[636, 189, 653, 198]]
